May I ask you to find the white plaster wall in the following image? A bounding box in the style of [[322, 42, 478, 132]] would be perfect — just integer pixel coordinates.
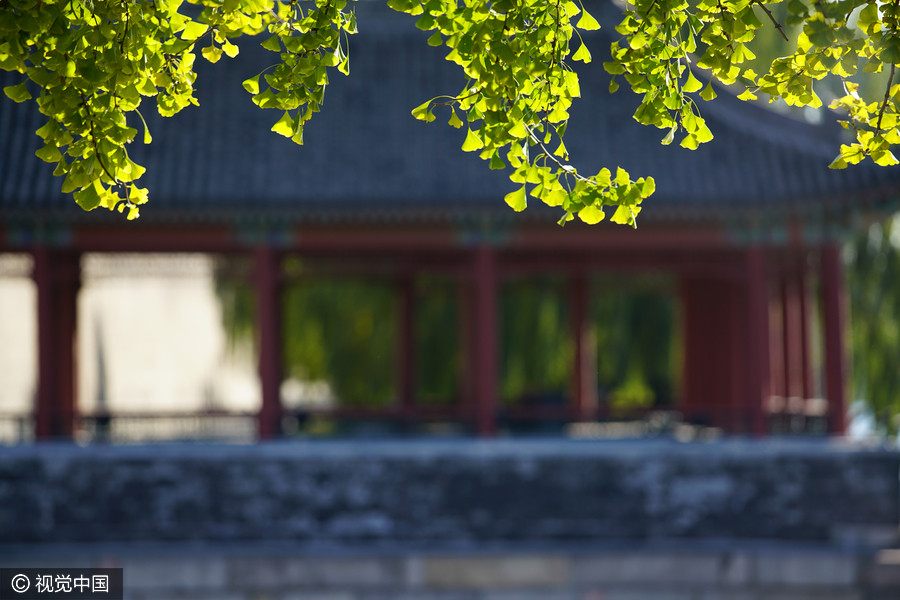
[[77, 253, 259, 415], [0, 255, 37, 415], [0, 253, 259, 425]]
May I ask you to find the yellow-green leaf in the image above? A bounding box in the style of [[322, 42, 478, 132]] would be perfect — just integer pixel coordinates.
[[611, 205, 635, 226], [222, 41, 239, 58], [181, 21, 209, 40], [411, 99, 435, 122], [35, 144, 61, 163], [242, 75, 260, 95], [461, 128, 483, 152], [74, 183, 102, 211], [700, 82, 717, 101], [683, 71, 702, 93], [577, 9, 601, 31], [662, 123, 677, 145], [3, 82, 31, 103], [201, 46, 223, 63], [578, 204, 605, 224], [504, 185, 527, 211], [680, 135, 700, 150], [271, 111, 295, 137], [572, 43, 592, 63]]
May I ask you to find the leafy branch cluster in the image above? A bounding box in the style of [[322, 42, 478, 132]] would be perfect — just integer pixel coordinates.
[[2, 0, 900, 222], [2, 0, 274, 217], [401, 0, 653, 226], [604, 0, 900, 170]]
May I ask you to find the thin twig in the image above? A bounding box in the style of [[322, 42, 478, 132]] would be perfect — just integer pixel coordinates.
[[752, 0, 788, 42], [523, 124, 594, 185], [80, 93, 119, 188], [875, 63, 896, 138]]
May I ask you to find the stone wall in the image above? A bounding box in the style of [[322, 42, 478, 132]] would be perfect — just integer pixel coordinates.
[[1, 440, 898, 599], [1, 440, 897, 545]]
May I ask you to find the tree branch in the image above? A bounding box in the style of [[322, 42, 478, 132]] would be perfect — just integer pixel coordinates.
[[876, 63, 896, 138], [752, 0, 789, 42]]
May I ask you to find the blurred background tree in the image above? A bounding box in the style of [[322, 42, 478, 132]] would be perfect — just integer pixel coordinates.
[[848, 215, 900, 437]]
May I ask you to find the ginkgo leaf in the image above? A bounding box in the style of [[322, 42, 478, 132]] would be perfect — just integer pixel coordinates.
[[271, 112, 295, 137], [202, 46, 223, 63], [411, 100, 435, 122], [3, 82, 31, 103], [461, 129, 484, 152], [578, 204, 605, 224], [572, 43, 592, 63], [242, 75, 260, 95], [504, 185, 527, 211], [577, 9, 601, 31], [683, 71, 703, 93]]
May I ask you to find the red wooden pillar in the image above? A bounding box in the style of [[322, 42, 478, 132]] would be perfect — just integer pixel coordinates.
[[254, 246, 283, 439], [797, 265, 814, 399], [729, 280, 749, 432], [821, 243, 848, 433], [397, 273, 415, 422], [745, 247, 770, 435], [472, 246, 498, 437], [457, 280, 474, 421], [680, 276, 738, 429], [769, 275, 786, 400], [571, 274, 597, 421], [33, 248, 81, 440], [780, 272, 800, 398]]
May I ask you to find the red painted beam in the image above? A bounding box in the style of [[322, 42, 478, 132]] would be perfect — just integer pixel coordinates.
[[512, 224, 730, 251], [73, 226, 237, 252]]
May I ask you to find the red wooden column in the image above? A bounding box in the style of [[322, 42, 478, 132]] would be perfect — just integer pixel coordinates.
[[472, 246, 498, 437], [397, 273, 416, 422], [571, 274, 597, 421], [769, 276, 786, 400], [254, 246, 283, 439], [797, 265, 814, 399], [680, 277, 737, 428], [33, 248, 81, 440], [821, 243, 848, 433], [744, 247, 770, 435], [457, 279, 474, 422], [729, 279, 749, 432]]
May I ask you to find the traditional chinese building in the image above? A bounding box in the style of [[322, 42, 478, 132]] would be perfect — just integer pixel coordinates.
[[2, 1, 898, 441]]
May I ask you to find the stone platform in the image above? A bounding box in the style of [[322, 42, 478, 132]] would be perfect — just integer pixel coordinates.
[[1, 439, 898, 599]]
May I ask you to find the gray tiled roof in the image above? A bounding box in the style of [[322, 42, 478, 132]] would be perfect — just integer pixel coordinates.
[[1, 0, 898, 225]]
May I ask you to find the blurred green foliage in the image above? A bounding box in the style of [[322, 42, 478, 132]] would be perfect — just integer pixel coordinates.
[[218, 270, 680, 419], [848, 215, 900, 436], [500, 278, 573, 403], [282, 279, 397, 408]]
